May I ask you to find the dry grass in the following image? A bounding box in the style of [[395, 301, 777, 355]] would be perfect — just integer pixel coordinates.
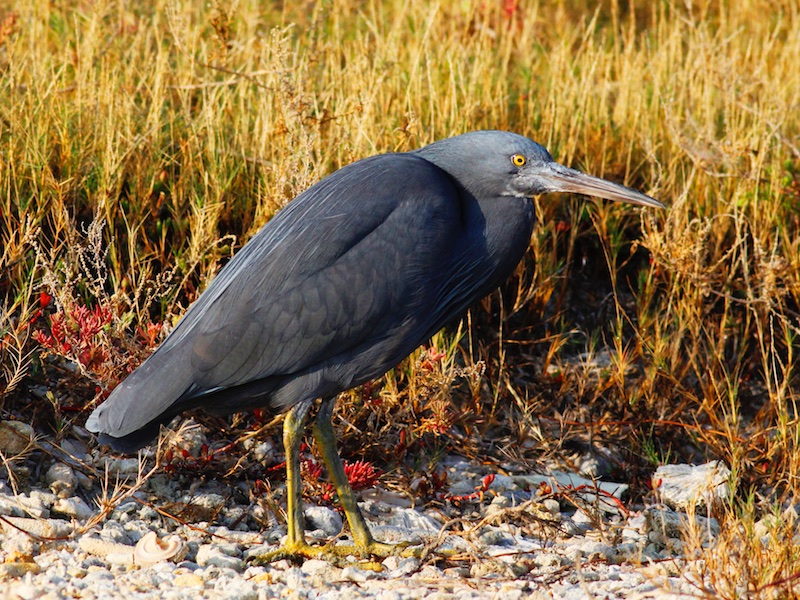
[[0, 0, 799, 595]]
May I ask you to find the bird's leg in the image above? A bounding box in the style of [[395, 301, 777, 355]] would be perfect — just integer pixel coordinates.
[[312, 397, 421, 559], [252, 397, 422, 566], [251, 398, 320, 564], [283, 398, 313, 549]]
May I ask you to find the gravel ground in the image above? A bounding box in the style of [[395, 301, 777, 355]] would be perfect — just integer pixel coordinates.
[[0, 422, 715, 599]]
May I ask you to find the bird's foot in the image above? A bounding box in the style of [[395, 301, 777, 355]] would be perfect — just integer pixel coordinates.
[[249, 539, 424, 569]]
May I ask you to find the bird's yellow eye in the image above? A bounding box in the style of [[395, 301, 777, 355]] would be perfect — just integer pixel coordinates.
[[511, 154, 526, 167]]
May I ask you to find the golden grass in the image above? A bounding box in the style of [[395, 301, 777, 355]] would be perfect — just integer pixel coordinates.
[[1, 0, 799, 594]]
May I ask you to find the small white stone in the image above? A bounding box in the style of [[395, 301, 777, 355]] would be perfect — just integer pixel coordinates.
[[0, 495, 25, 517], [0, 421, 33, 454], [478, 526, 515, 546], [0, 516, 73, 537], [164, 419, 208, 457], [653, 461, 731, 509], [534, 553, 562, 568], [643, 506, 719, 547], [542, 498, 561, 515], [188, 493, 226, 512], [489, 474, 517, 492], [46, 463, 78, 497], [79, 535, 134, 558], [0, 491, 48, 518], [384, 556, 420, 578], [243, 439, 275, 466], [93, 455, 141, 475], [52, 496, 94, 520], [195, 544, 245, 572], [304, 505, 343, 537], [301, 558, 339, 579], [622, 514, 647, 542], [7, 583, 43, 600], [341, 565, 376, 582]]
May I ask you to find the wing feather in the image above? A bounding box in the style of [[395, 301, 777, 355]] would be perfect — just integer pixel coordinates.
[[88, 154, 480, 439]]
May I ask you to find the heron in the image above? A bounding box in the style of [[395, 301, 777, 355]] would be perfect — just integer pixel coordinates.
[[86, 130, 664, 561]]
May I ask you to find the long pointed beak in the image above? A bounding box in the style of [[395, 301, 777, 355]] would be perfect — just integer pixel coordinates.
[[540, 163, 665, 209]]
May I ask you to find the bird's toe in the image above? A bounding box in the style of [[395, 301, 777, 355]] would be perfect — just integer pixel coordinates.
[[248, 539, 425, 568]]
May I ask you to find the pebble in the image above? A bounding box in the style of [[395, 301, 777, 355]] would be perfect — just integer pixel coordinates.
[[542, 498, 561, 515], [0, 446, 710, 599], [242, 438, 275, 466], [383, 556, 420, 578], [0, 421, 34, 455], [52, 496, 94, 520], [1, 516, 73, 538], [164, 419, 208, 458], [341, 565, 377, 582], [195, 544, 245, 572], [304, 505, 343, 537], [45, 463, 78, 497], [644, 505, 720, 546], [0, 493, 50, 519], [93, 455, 141, 475], [653, 461, 731, 509]]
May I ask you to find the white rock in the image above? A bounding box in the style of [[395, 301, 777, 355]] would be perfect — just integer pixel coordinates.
[[0, 516, 73, 537], [188, 492, 226, 512], [571, 508, 595, 530], [195, 544, 245, 572], [478, 526, 515, 546], [52, 496, 94, 520], [242, 438, 275, 466], [79, 536, 135, 561], [301, 558, 339, 579], [0, 494, 26, 517], [304, 505, 343, 537], [542, 498, 561, 515], [652, 461, 731, 509], [643, 506, 720, 547], [755, 505, 798, 539], [28, 489, 57, 511], [0, 420, 33, 454], [46, 463, 78, 497], [93, 455, 141, 475], [488, 474, 517, 493], [283, 567, 307, 589], [485, 494, 510, 516], [164, 418, 208, 458], [6, 582, 43, 599], [369, 507, 443, 546], [0, 491, 48, 518], [622, 514, 647, 543], [75, 471, 94, 491], [386, 508, 442, 533], [383, 556, 421, 578], [341, 565, 376, 582]]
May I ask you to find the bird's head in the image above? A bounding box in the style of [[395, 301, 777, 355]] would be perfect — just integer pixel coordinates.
[[415, 130, 664, 209]]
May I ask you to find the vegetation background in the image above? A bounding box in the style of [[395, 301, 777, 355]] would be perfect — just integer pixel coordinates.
[[0, 0, 798, 594]]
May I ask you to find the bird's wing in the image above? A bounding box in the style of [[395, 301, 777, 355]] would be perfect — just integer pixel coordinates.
[[89, 154, 474, 440], [171, 154, 467, 389]]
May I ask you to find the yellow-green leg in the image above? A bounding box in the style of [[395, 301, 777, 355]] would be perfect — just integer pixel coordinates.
[[251, 398, 321, 563], [283, 398, 312, 549], [251, 397, 421, 566], [312, 397, 419, 559]]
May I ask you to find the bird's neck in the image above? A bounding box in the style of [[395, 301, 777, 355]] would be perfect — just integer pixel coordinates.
[[478, 195, 536, 270]]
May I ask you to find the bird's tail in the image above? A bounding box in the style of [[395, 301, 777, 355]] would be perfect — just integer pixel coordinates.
[[86, 348, 288, 454], [85, 348, 199, 453]]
